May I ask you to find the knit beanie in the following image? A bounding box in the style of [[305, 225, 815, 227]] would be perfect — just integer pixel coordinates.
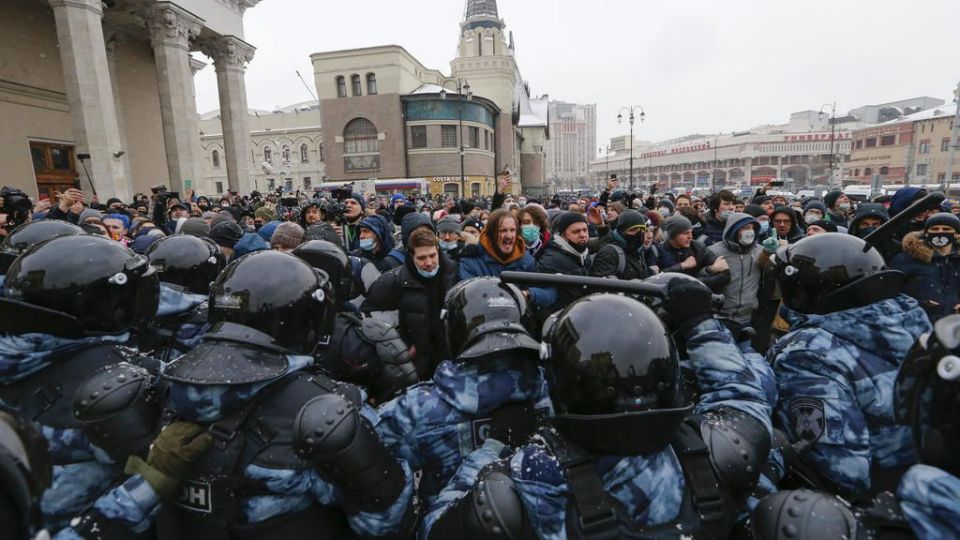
[[210, 211, 236, 227], [255, 206, 277, 223], [179, 217, 210, 238], [925, 212, 960, 233], [663, 214, 693, 239], [608, 201, 626, 216], [79, 208, 103, 223], [553, 211, 589, 235], [810, 220, 838, 233], [437, 216, 461, 234], [257, 220, 281, 243], [645, 210, 663, 229], [658, 199, 675, 212], [209, 221, 244, 248], [743, 204, 766, 219], [270, 222, 305, 249], [823, 190, 844, 210], [803, 200, 827, 214]]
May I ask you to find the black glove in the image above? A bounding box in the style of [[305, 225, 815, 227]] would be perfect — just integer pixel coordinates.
[[664, 278, 714, 333]]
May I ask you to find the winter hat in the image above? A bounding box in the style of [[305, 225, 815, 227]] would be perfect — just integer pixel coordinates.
[[889, 187, 929, 217], [658, 199, 675, 212], [270, 222, 305, 249], [615, 210, 649, 235], [644, 210, 663, 229], [553, 211, 589, 236], [234, 232, 269, 258], [257, 220, 281, 243], [437, 216, 461, 234], [851, 203, 889, 225], [209, 221, 244, 248], [358, 215, 395, 252], [78, 208, 103, 223], [823, 190, 844, 210], [350, 193, 366, 209], [461, 218, 484, 232], [201, 211, 219, 222], [400, 211, 435, 247], [810, 220, 838, 233], [663, 214, 693, 239], [743, 204, 766, 219], [609, 190, 626, 202], [803, 200, 827, 215], [255, 206, 277, 223], [179, 218, 210, 238], [924, 212, 960, 233], [607, 201, 626, 216], [752, 194, 772, 205], [130, 233, 161, 254], [105, 213, 130, 230], [390, 194, 405, 206], [210, 211, 235, 227], [392, 205, 416, 226], [461, 200, 476, 216]]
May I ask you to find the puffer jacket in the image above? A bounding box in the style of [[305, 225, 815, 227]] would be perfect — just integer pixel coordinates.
[[707, 212, 763, 325], [537, 237, 590, 310], [890, 231, 960, 322]]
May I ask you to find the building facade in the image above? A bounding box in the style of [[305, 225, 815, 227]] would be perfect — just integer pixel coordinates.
[[545, 101, 597, 193], [2, 0, 262, 202]]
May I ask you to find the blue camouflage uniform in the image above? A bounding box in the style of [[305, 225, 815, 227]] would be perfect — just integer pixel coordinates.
[[423, 319, 773, 539], [376, 355, 552, 507], [0, 332, 143, 533], [53, 475, 161, 539], [769, 295, 932, 496], [144, 283, 210, 360], [897, 465, 960, 540], [164, 355, 415, 538]]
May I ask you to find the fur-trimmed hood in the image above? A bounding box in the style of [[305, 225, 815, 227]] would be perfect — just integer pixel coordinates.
[[901, 230, 950, 264]]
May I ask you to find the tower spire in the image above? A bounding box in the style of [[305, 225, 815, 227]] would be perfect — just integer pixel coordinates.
[[462, 0, 503, 30]]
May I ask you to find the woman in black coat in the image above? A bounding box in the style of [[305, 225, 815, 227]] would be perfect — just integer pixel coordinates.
[[361, 229, 460, 379]]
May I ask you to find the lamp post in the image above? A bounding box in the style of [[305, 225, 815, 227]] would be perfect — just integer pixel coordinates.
[[600, 145, 612, 191], [819, 102, 837, 188], [617, 106, 645, 191], [441, 78, 473, 199], [945, 82, 960, 194]]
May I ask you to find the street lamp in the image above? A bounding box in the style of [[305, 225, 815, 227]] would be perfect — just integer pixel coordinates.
[[819, 102, 837, 188], [441, 78, 473, 199], [617, 106, 645, 191], [600, 145, 612, 191]]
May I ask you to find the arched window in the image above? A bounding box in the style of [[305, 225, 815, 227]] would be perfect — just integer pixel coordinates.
[[319, 143, 324, 162], [263, 147, 272, 163], [211, 150, 220, 168], [335, 76, 346, 97], [300, 143, 309, 162], [350, 74, 362, 96], [366, 73, 378, 95], [879, 166, 890, 176], [864, 167, 873, 177], [343, 118, 379, 171], [282, 145, 291, 163]]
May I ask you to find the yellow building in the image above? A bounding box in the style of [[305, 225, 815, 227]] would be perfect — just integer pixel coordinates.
[[910, 103, 959, 184]]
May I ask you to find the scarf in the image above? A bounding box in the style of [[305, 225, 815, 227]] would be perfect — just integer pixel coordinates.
[[480, 232, 527, 265]]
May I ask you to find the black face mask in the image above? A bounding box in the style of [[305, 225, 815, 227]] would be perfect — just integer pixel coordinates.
[[856, 226, 878, 239], [926, 233, 955, 249], [624, 233, 643, 251], [570, 240, 588, 254]]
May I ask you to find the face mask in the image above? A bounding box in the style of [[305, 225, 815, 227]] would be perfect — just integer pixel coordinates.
[[856, 226, 878, 238], [719, 210, 732, 222], [759, 221, 770, 234], [838, 203, 851, 211], [659, 208, 671, 217], [417, 266, 440, 278], [439, 240, 458, 251], [738, 229, 756, 246], [804, 212, 821, 225], [359, 238, 376, 252], [928, 233, 954, 248], [521, 224, 540, 244]]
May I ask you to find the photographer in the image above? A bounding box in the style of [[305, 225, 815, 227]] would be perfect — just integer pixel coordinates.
[[326, 189, 366, 251]]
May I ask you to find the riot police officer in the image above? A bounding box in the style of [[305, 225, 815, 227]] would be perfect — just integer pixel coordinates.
[[157, 250, 416, 539], [141, 234, 224, 361], [424, 279, 773, 539], [375, 276, 551, 509], [769, 233, 932, 498], [0, 219, 83, 276], [0, 234, 160, 532]]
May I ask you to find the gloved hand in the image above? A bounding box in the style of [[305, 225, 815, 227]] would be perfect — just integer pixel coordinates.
[[125, 421, 212, 497], [664, 278, 714, 333], [761, 236, 780, 254]]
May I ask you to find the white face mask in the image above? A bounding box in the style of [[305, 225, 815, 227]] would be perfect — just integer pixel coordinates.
[[804, 212, 821, 225], [738, 229, 756, 246]]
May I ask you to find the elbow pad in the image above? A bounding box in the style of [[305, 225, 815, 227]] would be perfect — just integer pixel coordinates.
[[293, 393, 405, 513], [429, 465, 535, 540]]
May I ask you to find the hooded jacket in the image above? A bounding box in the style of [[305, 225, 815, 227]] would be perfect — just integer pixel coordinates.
[[701, 212, 725, 246], [352, 215, 396, 272], [707, 212, 763, 325], [770, 296, 932, 496], [762, 207, 804, 244], [382, 212, 435, 271], [890, 231, 960, 322], [848, 203, 889, 237]]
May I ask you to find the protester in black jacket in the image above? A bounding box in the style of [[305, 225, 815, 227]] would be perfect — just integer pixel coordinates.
[[657, 214, 730, 291], [589, 210, 650, 281], [362, 228, 460, 379], [537, 212, 591, 310]]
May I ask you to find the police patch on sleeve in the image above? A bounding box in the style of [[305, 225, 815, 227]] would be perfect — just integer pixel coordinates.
[[789, 397, 825, 442]]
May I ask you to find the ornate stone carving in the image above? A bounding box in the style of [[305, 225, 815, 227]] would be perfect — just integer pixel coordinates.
[[201, 36, 256, 72], [146, 2, 202, 50]]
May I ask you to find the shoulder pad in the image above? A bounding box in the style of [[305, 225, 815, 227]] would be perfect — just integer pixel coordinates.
[[751, 490, 860, 540], [429, 463, 536, 540], [700, 409, 770, 495]]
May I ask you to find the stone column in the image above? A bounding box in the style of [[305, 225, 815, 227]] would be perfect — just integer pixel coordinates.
[[202, 36, 255, 193], [146, 2, 203, 194], [189, 57, 207, 193], [48, 0, 132, 201], [104, 32, 133, 188]]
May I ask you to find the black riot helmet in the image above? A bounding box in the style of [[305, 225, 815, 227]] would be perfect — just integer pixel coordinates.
[[895, 315, 960, 478], [209, 250, 335, 354], [292, 240, 353, 304], [442, 277, 539, 360], [773, 233, 902, 315], [73, 363, 159, 461], [0, 219, 83, 273], [547, 294, 690, 455], [0, 187, 34, 230], [146, 234, 224, 295], [2, 235, 159, 336]]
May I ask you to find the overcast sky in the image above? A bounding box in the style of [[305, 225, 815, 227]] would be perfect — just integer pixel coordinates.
[[193, 0, 957, 153]]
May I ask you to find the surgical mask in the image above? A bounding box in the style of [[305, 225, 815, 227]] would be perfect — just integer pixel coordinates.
[[804, 212, 821, 225], [417, 266, 440, 278], [738, 229, 756, 246], [759, 221, 770, 234], [927, 233, 954, 248], [439, 240, 458, 251], [659, 208, 671, 217], [857, 226, 878, 238], [521, 224, 540, 244], [719, 210, 732, 222], [359, 238, 376, 252], [838, 203, 851, 211]]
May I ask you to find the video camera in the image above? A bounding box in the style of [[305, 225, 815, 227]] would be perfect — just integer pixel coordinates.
[[323, 183, 356, 226]]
